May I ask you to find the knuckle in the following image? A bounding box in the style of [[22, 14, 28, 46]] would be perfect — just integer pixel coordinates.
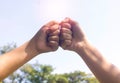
[[61, 23, 71, 29]]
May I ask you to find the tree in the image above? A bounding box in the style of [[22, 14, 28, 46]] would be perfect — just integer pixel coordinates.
[[0, 43, 17, 83], [4, 63, 99, 83], [0, 43, 99, 83], [62, 71, 99, 83], [48, 74, 68, 83], [56, 76, 68, 83], [0, 43, 16, 54], [83, 77, 99, 83], [63, 71, 86, 83], [3, 63, 54, 83], [20, 63, 54, 83]]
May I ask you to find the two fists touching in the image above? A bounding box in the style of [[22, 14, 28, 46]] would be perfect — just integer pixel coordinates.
[[31, 18, 87, 55]]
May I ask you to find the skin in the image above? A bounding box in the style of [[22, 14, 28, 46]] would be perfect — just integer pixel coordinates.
[[60, 18, 120, 83], [0, 21, 60, 81], [1, 18, 120, 83]]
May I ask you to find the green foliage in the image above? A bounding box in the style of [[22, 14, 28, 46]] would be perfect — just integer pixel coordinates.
[[47, 75, 56, 83], [56, 76, 68, 83], [0, 43, 99, 83], [63, 71, 87, 83], [3, 63, 99, 83], [20, 64, 54, 83], [48, 75, 68, 83], [84, 77, 99, 83], [0, 43, 16, 54]]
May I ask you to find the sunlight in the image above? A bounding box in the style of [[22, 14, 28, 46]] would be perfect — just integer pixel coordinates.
[[39, 0, 69, 21]]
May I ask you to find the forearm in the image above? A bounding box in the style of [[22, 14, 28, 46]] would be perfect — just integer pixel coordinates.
[[0, 41, 39, 80], [76, 41, 120, 83]]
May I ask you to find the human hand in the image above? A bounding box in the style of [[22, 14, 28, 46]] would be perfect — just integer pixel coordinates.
[[30, 21, 60, 54], [59, 18, 72, 49], [60, 18, 87, 51]]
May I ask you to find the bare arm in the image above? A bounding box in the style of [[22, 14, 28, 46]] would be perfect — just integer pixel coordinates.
[[0, 21, 60, 80], [60, 18, 120, 83], [76, 40, 120, 83], [0, 41, 38, 80]]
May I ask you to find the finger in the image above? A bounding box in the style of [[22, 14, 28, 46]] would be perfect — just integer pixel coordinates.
[[48, 36, 59, 42], [61, 28, 72, 34], [45, 21, 59, 27], [42, 21, 59, 35], [48, 41, 59, 46], [48, 41, 59, 51], [60, 39, 72, 46], [59, 40, 65, 48], [60, 43, 66, 49], [69, 18, 79, 26], [49, 24, 60, 32], [64, 40, 72, 46], [42, 21, 59, 34], [61, 17, 71, 23], [68, 19, 85, 38], [49, 29, 60, 36], [60, 40, 72, 49], [46, 25, 60, 42], [60, 33, 72, 40], [60, 23, 71, 29]]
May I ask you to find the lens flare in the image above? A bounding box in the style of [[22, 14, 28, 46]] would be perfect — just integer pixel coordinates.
[[39, 0, 69, 20]]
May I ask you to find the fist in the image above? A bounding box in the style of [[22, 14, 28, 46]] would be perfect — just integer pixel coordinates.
[[47, 24, 60, 51], [60, 21, 72, 49]]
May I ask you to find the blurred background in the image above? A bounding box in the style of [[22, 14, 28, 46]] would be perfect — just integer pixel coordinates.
[[0, 0, 120, 82]]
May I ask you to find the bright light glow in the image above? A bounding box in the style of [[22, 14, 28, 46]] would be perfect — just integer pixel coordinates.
[[39, 0, 69, 21]]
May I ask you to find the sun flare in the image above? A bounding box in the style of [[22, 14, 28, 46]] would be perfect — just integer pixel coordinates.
[[39, 0, 69, 20]]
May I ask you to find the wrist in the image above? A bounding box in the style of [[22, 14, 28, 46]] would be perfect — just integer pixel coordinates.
[[74, 39, 91, 54], [24, 40, 41, 57]]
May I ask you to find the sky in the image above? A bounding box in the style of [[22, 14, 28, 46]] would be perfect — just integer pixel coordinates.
[[1, 0, 120, 74]]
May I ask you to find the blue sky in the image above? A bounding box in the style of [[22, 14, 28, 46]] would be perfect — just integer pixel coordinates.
[[1, 0, 120, 74]]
